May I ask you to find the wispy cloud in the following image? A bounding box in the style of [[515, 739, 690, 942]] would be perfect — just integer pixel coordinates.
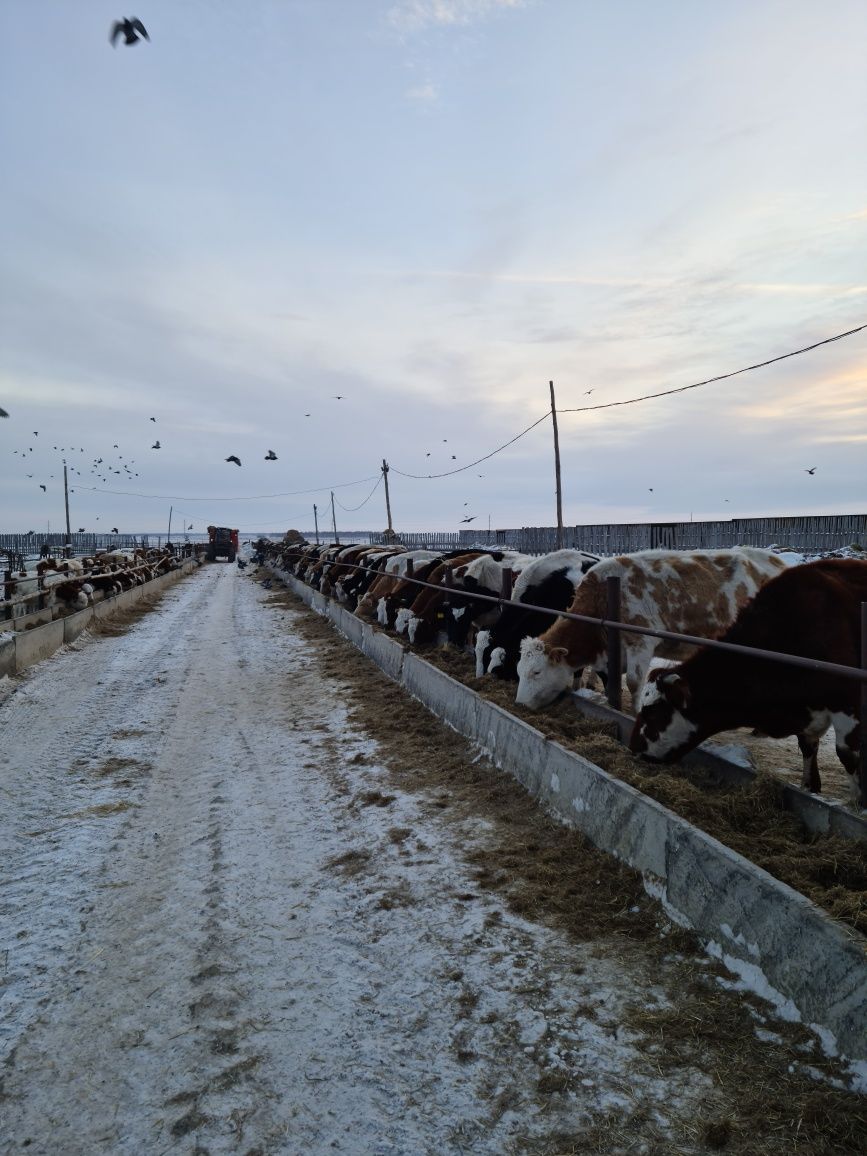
[[388, 0, 526, 33], [406, 81, 439, 104]]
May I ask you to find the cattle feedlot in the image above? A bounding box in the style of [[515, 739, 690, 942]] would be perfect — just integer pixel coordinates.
[[1, 553, 866, 1154]]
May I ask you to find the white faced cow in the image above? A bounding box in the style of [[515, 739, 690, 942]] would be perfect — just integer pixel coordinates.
[[515, 548, 789, 711]]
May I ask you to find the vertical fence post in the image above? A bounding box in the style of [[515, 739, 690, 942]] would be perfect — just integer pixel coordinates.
[[606, 575, 622, 711], [501, 568, 513, 602], [861, 602, 867, 808]]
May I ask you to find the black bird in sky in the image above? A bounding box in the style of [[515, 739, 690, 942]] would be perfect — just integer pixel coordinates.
[[460, 516, 477, 523], [304, 413, 311, 417], [0, 407, 9, 417], [226, 455, 242, 467], [264, 450, 278, 460], [110, 17, 149, 47], [585, 389, 594, 395], [805, 466, 817, 475], [451, 455, 456, 460], [151, 441, 161, 449], [150, 416, 156, 422], [78, 528, 85, 533], [333, 396, 344, 400], [39, 484, 46, 491], [33, 430, 38, 435], [649, 488, 653, 492], [112, 527, 119, 533]]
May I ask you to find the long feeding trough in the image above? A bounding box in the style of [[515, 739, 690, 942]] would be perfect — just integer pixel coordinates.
[[269, 561, 867, 1089]]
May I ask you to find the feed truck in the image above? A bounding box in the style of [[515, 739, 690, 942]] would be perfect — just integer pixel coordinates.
[[206, 525, 239, 563]]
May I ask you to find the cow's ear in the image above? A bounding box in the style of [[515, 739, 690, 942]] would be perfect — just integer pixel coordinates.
[[551, 646, 570, 663], [660, 672, 690, 711]]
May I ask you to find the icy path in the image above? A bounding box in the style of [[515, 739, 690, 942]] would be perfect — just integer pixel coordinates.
[[0, 565, 842, 1154]]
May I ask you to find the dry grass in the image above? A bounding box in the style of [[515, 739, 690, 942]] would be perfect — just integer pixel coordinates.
[[268, 590, 867, 1156], [422, 645, 867, 937], [88, 596, 163, 636]]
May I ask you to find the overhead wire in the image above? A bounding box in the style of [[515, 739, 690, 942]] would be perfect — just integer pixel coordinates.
[[334, 473, 383, 512], [558, 322, 867, 413], [70, 475, 380, 502], [389, 321, 866, 479]]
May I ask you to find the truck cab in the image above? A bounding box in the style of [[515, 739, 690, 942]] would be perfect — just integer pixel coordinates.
[[206, 525, 239, 562]]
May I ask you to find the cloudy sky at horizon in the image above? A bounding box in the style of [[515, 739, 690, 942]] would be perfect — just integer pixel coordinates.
[[1, 0, 865, 537]]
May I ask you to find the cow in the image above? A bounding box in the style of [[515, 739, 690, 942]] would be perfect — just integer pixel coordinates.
[[515, 548, 789, 710], [443, 552, 532, 648], [629, 559, 867, 798], [475, 549, 599, 679], [355, 551, 442, 621], [395, 552, 505, 645]]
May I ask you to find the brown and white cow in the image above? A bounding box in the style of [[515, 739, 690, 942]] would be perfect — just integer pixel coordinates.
[[629, 558, 867, 798], [515, 548, 789, 710]]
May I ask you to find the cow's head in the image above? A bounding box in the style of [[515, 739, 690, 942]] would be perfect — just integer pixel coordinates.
[[515, 637, 574, 709], [629, 668, 700, 761]]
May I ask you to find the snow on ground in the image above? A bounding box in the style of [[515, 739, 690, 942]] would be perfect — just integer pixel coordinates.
[[0, 564, 860, 1154]]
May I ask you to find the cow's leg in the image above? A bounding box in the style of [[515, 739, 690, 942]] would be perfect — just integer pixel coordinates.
[[796, 734, 821, 793], [830, 712, 861, 803], [796, 711, 833, 793]]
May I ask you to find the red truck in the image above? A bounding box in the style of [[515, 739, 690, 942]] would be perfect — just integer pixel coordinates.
[[206, 525, 239, 563]]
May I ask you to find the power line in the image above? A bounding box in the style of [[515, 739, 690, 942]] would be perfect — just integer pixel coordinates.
[[390, 413, 551, 480], [70, 475, 380, 502], [390, 320, 866, 480], [335, 473, 383, 512], [559, 322, 867, 413]]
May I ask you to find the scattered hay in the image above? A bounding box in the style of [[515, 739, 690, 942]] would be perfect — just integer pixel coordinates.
[[421, 644, 867, 936], [60, 801, 135, 820], [268, 590, 867, 1156], [88, 595, 163, 636], [354, 790, 396, 808], [90, 756, 149, 778], [325, 848, 372, 877]]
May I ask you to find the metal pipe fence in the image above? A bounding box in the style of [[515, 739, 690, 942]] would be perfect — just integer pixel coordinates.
[[274, 546, 867, 802]]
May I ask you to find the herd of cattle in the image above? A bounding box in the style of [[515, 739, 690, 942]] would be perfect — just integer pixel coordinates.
[[260, 538, 866, 801], [1, 548, 190, 620]]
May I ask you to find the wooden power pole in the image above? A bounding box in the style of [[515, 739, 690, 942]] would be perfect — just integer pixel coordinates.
[[63, 462, 72, 555], [550, 380, 564, 549], [382, 459, 394, 537], [330, 491, 339, 545], [313, 503, 320, 544]]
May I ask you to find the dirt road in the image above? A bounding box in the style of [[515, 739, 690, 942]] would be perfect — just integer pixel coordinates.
[[1, 565, 863, 1155]]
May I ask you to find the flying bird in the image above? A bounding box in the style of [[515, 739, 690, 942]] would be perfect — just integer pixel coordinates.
[[648, 488, 653, 492], [226, 455, 242, 466], [0, 407, 9, 417], [110, 17, 149, 46], [333, 396, 344, 400], [151, 441, 161, 449], [150, 416, 156, 422], [39, 484, 46, 491], [585, 389, 594, 395], [33, 430, 38, 435], [460, 516, 477, 523], [804, 467, 817, 475], [304, 413, 311, 417], [77, 527, 85, 533], [112, 527, 119, 533], [264, 450, 278, 460]]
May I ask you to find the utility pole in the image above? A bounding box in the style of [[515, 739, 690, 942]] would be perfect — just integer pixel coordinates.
[[63, 463, 72, 556], [550, 380, 564, 549], [382, 459, 394, 538], [330, 491, 339, 545], [313, 503, 320, 544], [167, 505, 173, 545]]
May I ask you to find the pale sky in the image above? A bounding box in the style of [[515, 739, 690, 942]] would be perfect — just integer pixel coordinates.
[[1, 0, 865, 536]]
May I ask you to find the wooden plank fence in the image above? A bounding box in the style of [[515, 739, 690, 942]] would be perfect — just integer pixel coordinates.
[[372, 514, 866, 556]]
